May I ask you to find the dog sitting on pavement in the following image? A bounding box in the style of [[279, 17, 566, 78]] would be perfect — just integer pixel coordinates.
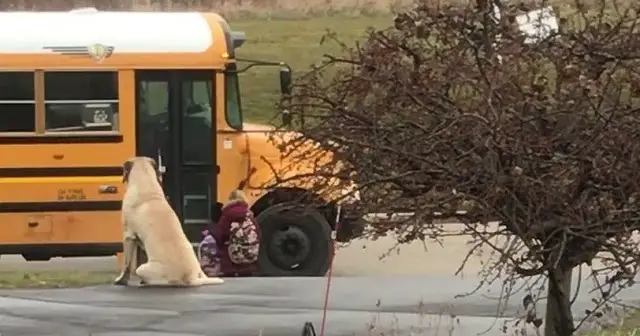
[[114, 156, 224, 287]]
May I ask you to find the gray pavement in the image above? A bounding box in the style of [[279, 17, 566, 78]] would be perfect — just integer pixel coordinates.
[[0, 275, 637, 336]]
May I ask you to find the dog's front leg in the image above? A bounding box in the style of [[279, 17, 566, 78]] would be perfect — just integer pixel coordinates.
[[114, 233, 138, 286], [133, 239, 149, 285]]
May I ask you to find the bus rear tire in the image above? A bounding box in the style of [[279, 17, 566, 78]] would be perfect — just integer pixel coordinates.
[[22, 253, 52, 261], [257, 203, 332, 277]]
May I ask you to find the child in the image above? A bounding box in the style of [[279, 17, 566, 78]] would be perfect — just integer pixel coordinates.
[[197, 226, 221, 277], [213, 190, 261, 277]]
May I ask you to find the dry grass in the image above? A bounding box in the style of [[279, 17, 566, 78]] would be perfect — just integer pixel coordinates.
[[0, 271, 117, 289], [232, 15, 391, 122], [585, 310, 640, 336]]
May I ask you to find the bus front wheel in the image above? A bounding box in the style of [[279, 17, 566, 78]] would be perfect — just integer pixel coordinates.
[[257, 203, 332, 277]]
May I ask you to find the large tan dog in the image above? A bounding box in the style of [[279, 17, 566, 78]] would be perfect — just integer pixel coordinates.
[[114, 156, 224, 287]]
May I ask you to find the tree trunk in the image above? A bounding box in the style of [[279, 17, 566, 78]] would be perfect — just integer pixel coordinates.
[[545, 267, 575, 336]]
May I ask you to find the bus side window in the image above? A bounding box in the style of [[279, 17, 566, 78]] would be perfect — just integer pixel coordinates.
[[0, 72, 36, 133], [225, 64, 242, 130], [44, 71, 119, 133]]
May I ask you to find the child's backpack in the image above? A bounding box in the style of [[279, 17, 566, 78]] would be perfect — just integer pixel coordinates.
[[227, 212, 260, 265], [197, 230, 220, 276]]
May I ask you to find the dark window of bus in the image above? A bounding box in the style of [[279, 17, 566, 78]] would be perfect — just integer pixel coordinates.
[[44, 71, 119, 132], [225, 65, 243, 130], [182, 77, 213, 164], [0, 72, 35, 132]]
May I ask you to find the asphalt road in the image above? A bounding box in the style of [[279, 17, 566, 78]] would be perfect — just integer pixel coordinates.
[[0, 274, 634, 336]]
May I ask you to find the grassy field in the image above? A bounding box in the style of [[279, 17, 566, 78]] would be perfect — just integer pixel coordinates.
[[588, 310, 640, 336], [0, 271, 116, 289], [229, 15, 393, 123]]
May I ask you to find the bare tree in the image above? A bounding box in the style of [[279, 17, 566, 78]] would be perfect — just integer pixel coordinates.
[[270, 1, 640, 335]]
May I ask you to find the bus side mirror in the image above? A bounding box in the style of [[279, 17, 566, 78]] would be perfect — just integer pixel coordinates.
[[282, 109, 292, 127], [280, 64, 292, 127], [279, 65, 292, 95]]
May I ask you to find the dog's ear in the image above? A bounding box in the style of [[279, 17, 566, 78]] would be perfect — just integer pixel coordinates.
[[145, 157, 157, 170], [143, 157, 162, 183], [122, 159, 134, 183]]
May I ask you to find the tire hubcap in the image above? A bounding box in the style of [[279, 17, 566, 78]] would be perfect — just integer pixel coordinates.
[[269, 226, 311, 269]]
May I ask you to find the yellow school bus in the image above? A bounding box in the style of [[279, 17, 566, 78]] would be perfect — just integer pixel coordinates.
[[0, 9, 362, 276]]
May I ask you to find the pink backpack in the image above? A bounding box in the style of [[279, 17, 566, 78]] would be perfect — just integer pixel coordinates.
[[227, 213, 260, 264]]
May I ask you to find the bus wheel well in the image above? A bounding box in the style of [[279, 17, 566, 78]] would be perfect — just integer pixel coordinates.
[[250, 187, 337, 231]]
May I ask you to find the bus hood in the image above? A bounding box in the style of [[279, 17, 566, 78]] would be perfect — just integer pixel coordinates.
[[243, 122, 276, 132], [242, 122, 308, 164], [241, 122, 359, 203]]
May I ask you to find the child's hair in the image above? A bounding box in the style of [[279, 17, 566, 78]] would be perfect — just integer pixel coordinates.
[[228, 189, 246, 202]]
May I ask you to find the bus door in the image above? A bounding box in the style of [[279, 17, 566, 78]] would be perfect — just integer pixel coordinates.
[[134, 70, 217, 242]]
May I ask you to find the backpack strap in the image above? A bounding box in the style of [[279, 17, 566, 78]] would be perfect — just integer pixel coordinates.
[[197, 239, 208, 261]]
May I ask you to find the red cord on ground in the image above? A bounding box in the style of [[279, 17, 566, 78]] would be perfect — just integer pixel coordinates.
[[319, 206, 341, 336]]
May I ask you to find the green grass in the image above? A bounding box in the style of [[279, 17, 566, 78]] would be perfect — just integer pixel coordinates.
[[0, 271, 117, 289], [583, 309, 640, 336], [229, 15, 393, 123]]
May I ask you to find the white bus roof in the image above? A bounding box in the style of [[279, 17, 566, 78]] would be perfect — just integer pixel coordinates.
[[0, 11, 218, 54]]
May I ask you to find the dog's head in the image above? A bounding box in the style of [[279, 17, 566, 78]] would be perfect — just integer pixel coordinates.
[[122, 157, 160, 184]]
